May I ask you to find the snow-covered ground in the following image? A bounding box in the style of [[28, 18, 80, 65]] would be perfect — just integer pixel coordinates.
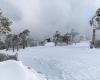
[[1, 41, 100, 80], [0, 60, 47, 80]]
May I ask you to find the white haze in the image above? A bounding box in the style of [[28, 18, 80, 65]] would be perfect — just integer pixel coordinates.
[[0, 0, 100, 40]]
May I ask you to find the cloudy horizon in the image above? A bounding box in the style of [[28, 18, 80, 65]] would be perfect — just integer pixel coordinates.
[[0, 0, 100, 40]]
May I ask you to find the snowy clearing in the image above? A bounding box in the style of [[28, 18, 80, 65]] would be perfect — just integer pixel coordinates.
[[1, 41, 100, 80]]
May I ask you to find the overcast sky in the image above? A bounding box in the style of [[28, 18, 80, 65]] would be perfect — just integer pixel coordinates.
[[0, 0, 100, 40]]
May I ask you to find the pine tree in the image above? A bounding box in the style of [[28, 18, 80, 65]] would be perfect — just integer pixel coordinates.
[[19, 29, 30, 49], [0, 9, 12, 34], [5, 34, 13, 51], [53, 31, 61, 46], [0, 9, 12, 50], [71, 29, 79, 43], [12, 35, 19, 52]]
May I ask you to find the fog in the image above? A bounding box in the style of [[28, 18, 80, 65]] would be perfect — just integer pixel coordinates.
[[0, 0, 100, 40]]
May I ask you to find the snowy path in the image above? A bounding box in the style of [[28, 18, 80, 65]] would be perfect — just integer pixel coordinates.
[[1, 42, 100, 80]]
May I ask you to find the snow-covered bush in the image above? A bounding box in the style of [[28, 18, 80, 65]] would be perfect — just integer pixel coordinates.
[[0, 53, 18, 62]]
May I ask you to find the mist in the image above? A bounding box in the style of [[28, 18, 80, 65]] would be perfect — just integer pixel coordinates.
[[0, 0, 100, 40]]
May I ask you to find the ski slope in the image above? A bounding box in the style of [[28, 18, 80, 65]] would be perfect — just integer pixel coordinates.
[[1, 41, 100, 80]]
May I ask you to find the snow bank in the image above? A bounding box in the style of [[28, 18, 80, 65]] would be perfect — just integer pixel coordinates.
[[0, 60, 47, 80], [72, 41, 90, 48], [45, 42, 55, 47]]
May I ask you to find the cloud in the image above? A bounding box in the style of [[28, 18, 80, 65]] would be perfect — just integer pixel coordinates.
[[0, 0, 22, 21], [0, 0, 100, 40]]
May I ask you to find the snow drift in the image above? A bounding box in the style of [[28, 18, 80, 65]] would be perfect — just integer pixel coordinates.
[[45, 42, 55, 47], [0, 60, 47, 80]]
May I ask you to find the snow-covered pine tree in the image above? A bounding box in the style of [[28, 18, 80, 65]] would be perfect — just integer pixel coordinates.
[[71, 29, 79, 43], [19, 29, 30, 49], [0, 9, 12, 41], [12, 35, 19, 52], [5, 34, 13, 51], [53, 31, 61, 46]]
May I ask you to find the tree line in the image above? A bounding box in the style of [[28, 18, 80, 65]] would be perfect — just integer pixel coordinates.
[[44, 30, 79, 46], [5, 29, 30, 52], [0, 9, 30, 52]]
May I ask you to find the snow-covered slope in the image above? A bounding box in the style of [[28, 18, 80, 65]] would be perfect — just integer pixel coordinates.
[[1, 41, 100, 80], [0, 60, 47, 80]]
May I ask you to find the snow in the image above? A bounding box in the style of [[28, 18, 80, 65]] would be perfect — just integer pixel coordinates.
[[45, 42, 55, 47], [1, 41, 100, 80], [0, 60, 47, 80]]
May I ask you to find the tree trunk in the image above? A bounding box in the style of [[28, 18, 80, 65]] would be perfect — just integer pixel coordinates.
[[92, 29, 96, 45], [23, 41, 25, 49], [17, 45, 19, 51], [13, 45, 14, 52]]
